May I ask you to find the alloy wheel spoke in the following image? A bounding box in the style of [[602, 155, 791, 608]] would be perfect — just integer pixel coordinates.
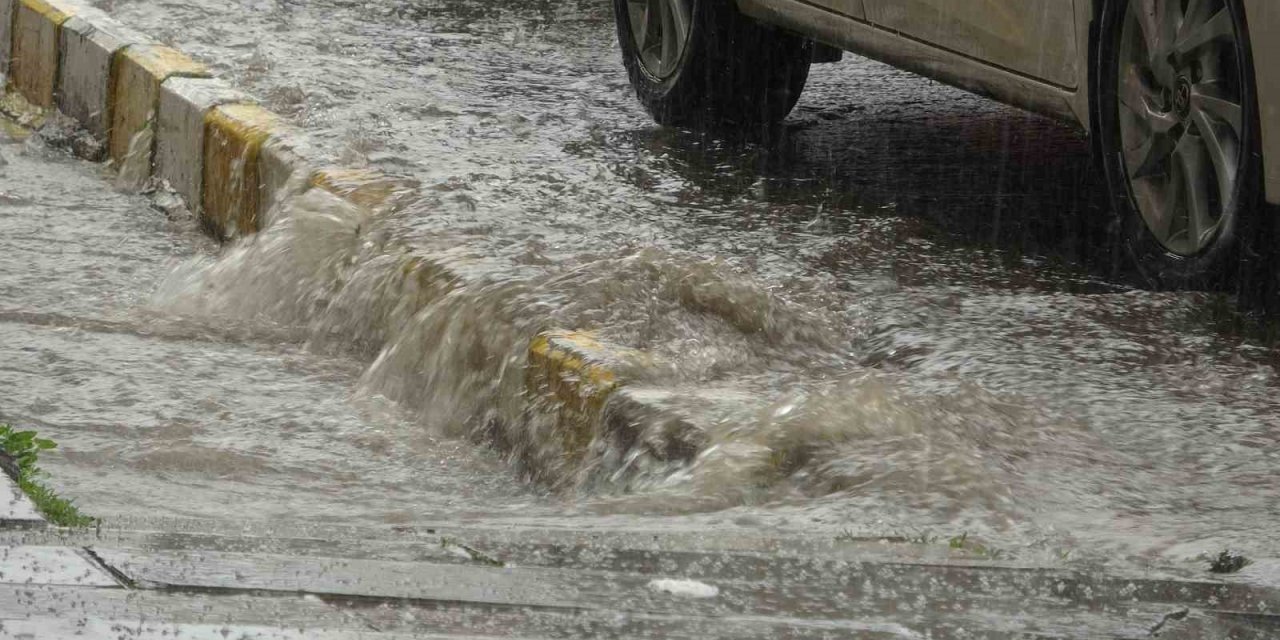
[[1155, 172, 1182, 241], [658, 0, 674, 72], [1157, 0, 1183, 55], [1174, 134, 1217, 247], [1191, 84, 1243, 139], [1132, 0, 1163, 58], [628, 2, 650, 52], [633, 0, 676, 76], [1120, 64, 1180, 135], [666, 0, 690, 52], [1139, 1, 1183, 53], [1191, 111, 1239, 210], [1131, 0, 1181, 86], [1196, 46, 1227, 83], [639, 0, 660, 56], [1126, 128, 1178, 180], [651, 0, 665, 50], [1179, 0, 1216, 40], [1134, 173, 1181, 243], [1174, 8, 1233, 58]]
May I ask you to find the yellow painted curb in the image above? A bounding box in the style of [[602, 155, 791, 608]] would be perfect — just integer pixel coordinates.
[[527, 331, 625, 460], [10, 0, 74, 108], [109, 43, 208, 163], [312, 167, 420, 212], [202, 103, 281, 239]]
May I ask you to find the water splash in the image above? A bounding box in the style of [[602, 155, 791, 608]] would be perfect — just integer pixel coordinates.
[[115, 124, 154, 192]]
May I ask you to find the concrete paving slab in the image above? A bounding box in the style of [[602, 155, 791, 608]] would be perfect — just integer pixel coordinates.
[[0, 617, 496, 640], [0, 545, 116, 586], [93, 547, 607, 609], [0, 583, 928, 640], [85, 545, 1257, 639]]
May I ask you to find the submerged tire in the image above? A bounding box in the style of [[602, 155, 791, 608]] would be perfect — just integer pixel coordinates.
[[1094, 0, 1264, 288], [612, 0, 813, 129]]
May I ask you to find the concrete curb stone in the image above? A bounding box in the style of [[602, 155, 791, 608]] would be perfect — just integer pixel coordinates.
[[258, 133, 321, 227], [58, 8, 149, 145], [10, 0, 74, 108], [108, 42, 208, 165], [156, 76, 251, 210], [0, 0, 14, 90], [202, 102, 281, 238], [311, 167, 421, 214]]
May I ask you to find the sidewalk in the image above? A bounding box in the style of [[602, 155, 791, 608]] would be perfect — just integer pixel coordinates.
[[3, 490, 1280, 639], [5, 446, 1280, 639]]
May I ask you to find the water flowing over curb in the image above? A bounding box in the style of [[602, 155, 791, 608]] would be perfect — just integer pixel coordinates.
[[0, 0, 710, 490]]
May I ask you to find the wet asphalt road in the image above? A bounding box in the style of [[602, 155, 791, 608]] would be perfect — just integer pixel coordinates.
[[107, 0, 1110, 279], [0, 0, 1263, 571]]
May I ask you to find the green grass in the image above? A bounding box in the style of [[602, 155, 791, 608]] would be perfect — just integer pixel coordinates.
[[0, 424, 94, 528], [948, 532, 1004, 559]]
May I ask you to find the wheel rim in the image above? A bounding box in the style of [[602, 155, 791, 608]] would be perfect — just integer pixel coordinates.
[[1117, 0, 1246, 256], [627, 0, 693, 80]]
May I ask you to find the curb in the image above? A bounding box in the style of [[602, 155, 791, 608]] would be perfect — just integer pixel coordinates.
[[0, 0, 696, 487]]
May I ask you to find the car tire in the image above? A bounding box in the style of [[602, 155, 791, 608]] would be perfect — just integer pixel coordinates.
[[1094, 0, 1264, 289], [612, 0, 813, 129]]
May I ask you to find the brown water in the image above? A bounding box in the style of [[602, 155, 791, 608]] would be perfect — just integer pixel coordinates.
[[8, 0, 1276, 571]]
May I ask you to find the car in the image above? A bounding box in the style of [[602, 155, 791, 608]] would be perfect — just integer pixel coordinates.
[[611, 0, 1279, 288]]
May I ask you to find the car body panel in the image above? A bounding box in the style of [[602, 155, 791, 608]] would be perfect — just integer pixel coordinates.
[[744, 0, 1280, 204], [1242, 0, 1280, 204], [739, 0, 1083, 123], [863, 0, 1079, 88], [804, 0, 864, 20]]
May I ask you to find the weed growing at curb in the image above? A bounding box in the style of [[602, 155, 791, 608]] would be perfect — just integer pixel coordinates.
[[0, 425, 94, 528], [948, 532, 1004, 559]]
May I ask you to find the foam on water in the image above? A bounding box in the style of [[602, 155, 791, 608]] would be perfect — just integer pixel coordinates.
[[149, 180, 1084, 539]]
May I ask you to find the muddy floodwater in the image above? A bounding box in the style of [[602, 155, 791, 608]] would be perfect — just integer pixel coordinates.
[[4, 0, 1277, 572]]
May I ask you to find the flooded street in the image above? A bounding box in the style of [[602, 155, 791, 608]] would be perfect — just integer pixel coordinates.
[[3, 0, 1277, 578], [0, 122, 561, 525]]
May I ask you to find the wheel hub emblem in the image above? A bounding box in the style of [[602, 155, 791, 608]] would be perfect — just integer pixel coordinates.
[[1174, 78, 1192, 119]]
